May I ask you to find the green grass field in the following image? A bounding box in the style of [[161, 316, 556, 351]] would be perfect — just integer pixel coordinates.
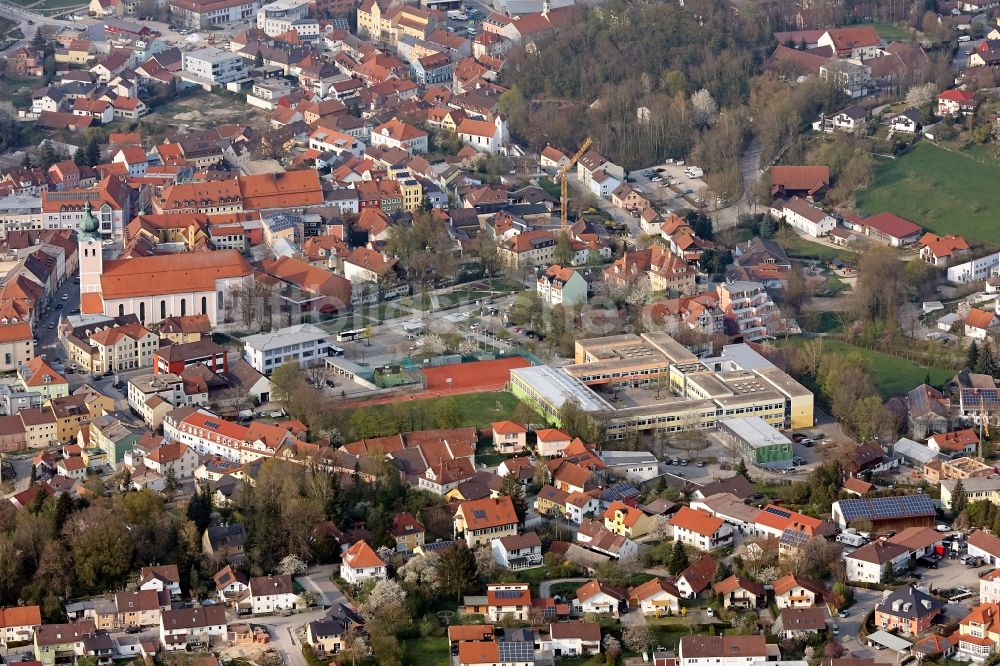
[[776, 235, 856, 263], [857, 142, 1000, 244], [346, 391, 526, 437], [780, 338, 952, 398], [402, 637, 451, 666], [868, 22, 913, 41]]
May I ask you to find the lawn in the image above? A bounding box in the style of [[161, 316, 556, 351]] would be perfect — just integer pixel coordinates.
[[779, 338, 952, 398], [402, 636, 451, 666], [776, 235, 856, 263], [865, 21, 913, 41], [856, 142, 1000, 244], [345, 391, 527, 435]]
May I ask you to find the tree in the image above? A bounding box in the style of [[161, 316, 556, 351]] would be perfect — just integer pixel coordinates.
[[163, 467, 179, 500], [905, 82, 937, 108], [952, 478, 967, 517], [436, 542, 478, 601], [623, 625, 654, 654], [555, 231, 575, 266], [977, 342, 998, 378], [270, 362, 305, 407], [969, 341, 981, 370], [278, 554, 307, 576], [254, 50, 264, 67], [690, 88, 719, 126], [185, 484, 213, 532], [667, 540, 689, 575], [734, 458, 748, 478], [497, 475, 527, 524]]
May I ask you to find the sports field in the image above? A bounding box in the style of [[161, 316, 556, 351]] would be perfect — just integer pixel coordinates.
[[856, 142, 1000, 244], [421, 356, 530, 390]]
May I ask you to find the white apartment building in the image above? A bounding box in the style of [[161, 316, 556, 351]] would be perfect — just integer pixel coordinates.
[[256, 0, 309, 36], [0, 196, 42, 238], [248, 576, 298, 615], [242, 323, 330, 375], [181, 47, 249, 86]]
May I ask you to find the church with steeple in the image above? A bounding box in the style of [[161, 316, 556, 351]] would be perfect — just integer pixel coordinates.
[[76, 201, 256, 326], [78, 201, 104, 298]]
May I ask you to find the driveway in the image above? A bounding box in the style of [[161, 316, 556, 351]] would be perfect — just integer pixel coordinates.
[[538, 577, 588, 598], [296, 565, 348, 609]]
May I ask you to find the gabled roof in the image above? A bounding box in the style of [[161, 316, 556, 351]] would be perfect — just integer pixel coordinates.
[[713, 575, 765, 597], [772, 574, 826, 598], [457, 496, 519, 530], [342, 540, 384, 569], [575, 579, 625, 602], [669, 506, 724, 536], [677, 554, 716, 593], [630, 576, 680, 601]]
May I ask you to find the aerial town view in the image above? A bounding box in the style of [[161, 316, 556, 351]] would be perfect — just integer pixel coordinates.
[[4, 0, 1000, 663]]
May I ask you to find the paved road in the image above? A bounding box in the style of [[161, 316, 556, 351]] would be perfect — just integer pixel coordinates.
[[0, 1, 76, 54], [538, 577, 589, 599], [295, 565, 348, 609]]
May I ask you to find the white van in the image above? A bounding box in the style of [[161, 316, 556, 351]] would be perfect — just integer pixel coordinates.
[[836, 532, 867, 547]]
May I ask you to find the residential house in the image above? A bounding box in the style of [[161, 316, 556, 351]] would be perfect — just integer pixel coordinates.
[[890, 108, 922, 133], [139, 565, 181, 598], [202, 523, 247, 564], [774, 607, 827, 641], [773, 574, 826, 609], [844, 541, 910, 583], [669, 506, 734, 551], [779, 197, 836, 237], [390, 512, 425, 553], [938, 89, 977, 116], [454, 496, 520, 547], [534, 428, 571, 457], [675, 554, 717, 599], [874, 586, 944, 636], [677, 635, 769, 666], [212, 565, 249, 606], [536, 264, 587, 306], [158, 606, 227, 651], [491, 533, 542, 570], [573, 580, 625, 617], [115, 590, 168, 628], [485, 583, 531, 622], [929, 428, 980, 456], [966, 309, 999, 341], [491, 421, 527, 454], [920, 233, 970, 267], [549, 622, 601, 657], [629, 578, 681, 617], [249, 575, 298, 615], [957, 602, 1000, 660], [713, 576, 765, 609], [603, 501, 653, 539], [340, 541, 386, 586], [0, 606, 41, 647]]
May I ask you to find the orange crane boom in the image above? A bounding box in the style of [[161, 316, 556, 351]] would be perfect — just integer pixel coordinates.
[[559, 136, 593, 233]]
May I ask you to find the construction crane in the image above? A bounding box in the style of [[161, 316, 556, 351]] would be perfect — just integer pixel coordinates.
[[559, 136, 593, 233]]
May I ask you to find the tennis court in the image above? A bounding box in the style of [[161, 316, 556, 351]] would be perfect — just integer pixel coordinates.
[[421, 356, 531, 391]]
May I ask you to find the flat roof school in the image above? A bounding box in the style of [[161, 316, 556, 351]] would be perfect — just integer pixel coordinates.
[[509, 333, 813, 441]]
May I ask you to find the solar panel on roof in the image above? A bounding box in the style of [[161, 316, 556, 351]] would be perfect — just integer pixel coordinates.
[[837, 495, 934, 522], [472, 510, 487, 519], [494, 589, 522, 599], [205, 420, 220, 429], [499, 641, 534, 661], [765, 506, 791, 519]]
